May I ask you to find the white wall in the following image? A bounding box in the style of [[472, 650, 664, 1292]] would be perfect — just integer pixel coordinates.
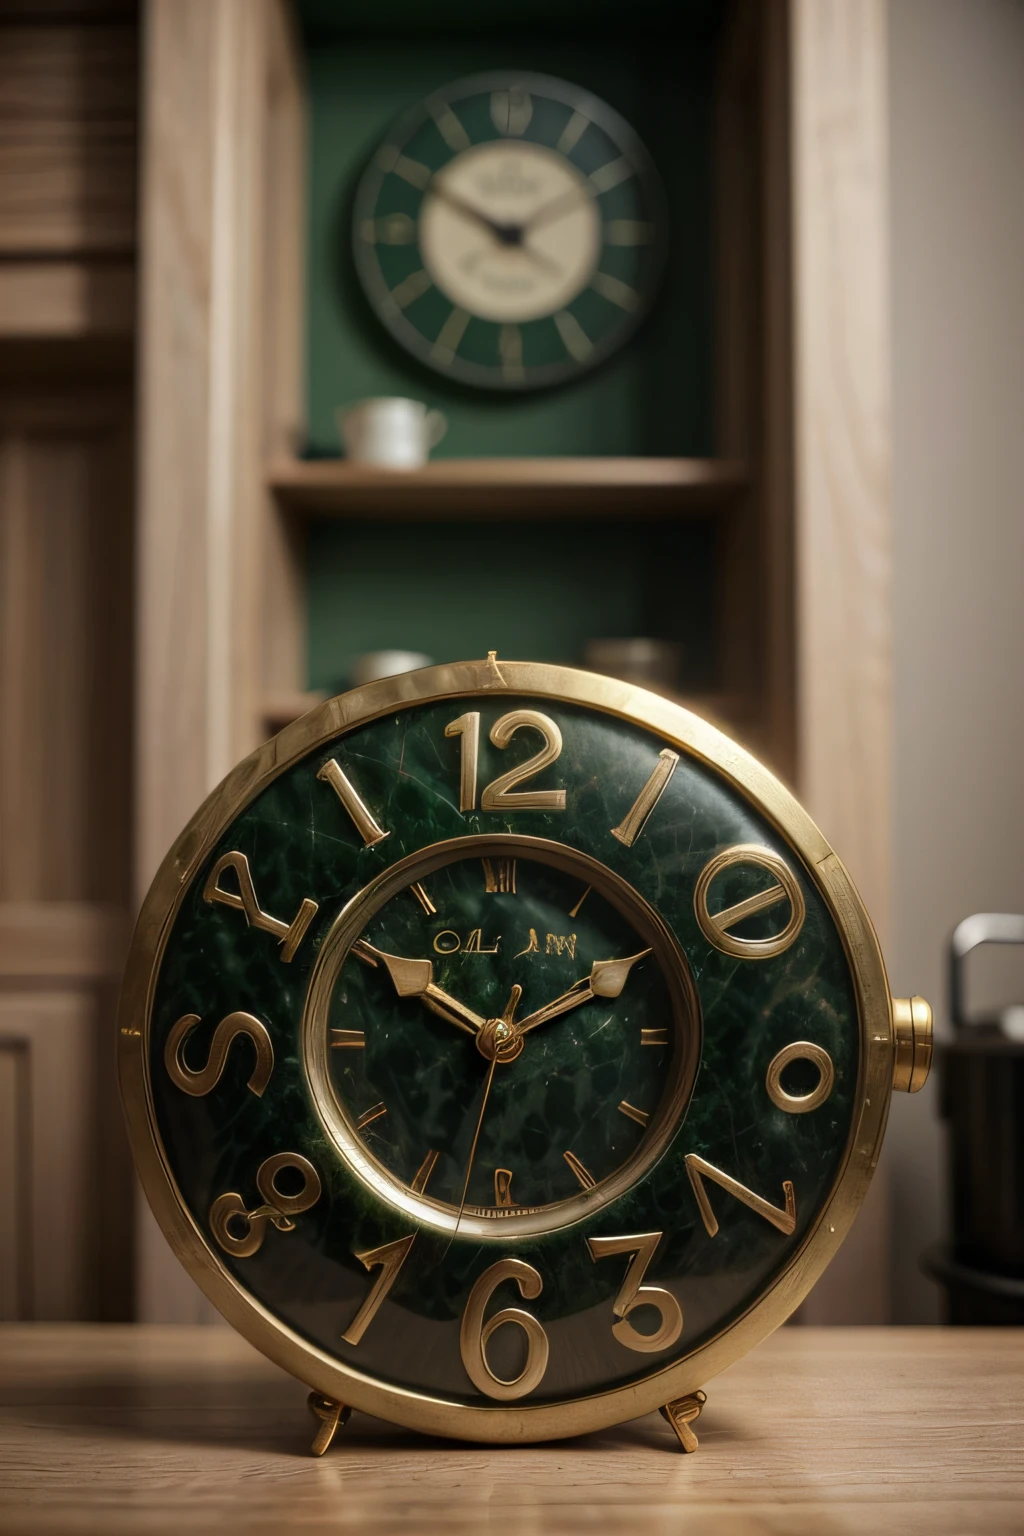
[[888, 0, 1024, 1322]]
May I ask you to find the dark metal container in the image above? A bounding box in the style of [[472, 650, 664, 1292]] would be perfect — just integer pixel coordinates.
[[924, 914, 1024, 1324]]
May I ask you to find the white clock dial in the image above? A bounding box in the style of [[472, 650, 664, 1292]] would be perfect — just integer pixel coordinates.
[[418, 141, 601, 325]]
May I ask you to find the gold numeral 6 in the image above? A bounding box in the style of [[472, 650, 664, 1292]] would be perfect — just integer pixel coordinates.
[[459, 1258, 550, 1400]]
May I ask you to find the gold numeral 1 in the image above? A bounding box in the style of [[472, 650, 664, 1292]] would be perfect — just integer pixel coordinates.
[[445, 712, 481, 811], [587, 1231, 683, 1353], [684, 1154, 796, 1237], [203, 851, 318, 961], [342, 1235, 415, 1346], [317, 759, 389, 847], [611, 750, 679, 847]]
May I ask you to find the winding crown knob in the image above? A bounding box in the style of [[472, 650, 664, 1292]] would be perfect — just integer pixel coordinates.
[[891, 995, 933, 1093]]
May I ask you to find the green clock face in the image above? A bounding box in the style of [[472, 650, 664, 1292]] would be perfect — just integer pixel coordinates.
[[352, 73, 668, 390], [309, 838, 699, 1239], [121, 662, 893, 1443]]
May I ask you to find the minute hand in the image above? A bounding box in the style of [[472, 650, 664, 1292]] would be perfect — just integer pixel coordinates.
[[516, 950, 651, 1035]]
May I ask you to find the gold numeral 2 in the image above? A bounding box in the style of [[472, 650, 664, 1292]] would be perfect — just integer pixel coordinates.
[[685, 1154, 796, 1237], [203, 851, 318, 962]]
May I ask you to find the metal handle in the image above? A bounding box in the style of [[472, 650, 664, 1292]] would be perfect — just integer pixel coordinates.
[[949, 913, 1024, 1031]]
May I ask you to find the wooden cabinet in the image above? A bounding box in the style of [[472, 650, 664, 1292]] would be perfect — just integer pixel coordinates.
[[132, 0, 893, 1324], [0, 2, 138, 1321]]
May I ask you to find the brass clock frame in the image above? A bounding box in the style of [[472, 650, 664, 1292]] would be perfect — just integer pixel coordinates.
[[119, 659, 895, 1445]]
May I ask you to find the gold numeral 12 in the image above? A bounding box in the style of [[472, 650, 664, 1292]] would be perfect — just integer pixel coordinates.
[[446, 709, 566, 814]]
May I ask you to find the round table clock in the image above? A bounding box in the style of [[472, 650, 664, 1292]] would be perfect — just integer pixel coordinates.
[[352, 73, 667, 389], [119, 659, 932, 1455]]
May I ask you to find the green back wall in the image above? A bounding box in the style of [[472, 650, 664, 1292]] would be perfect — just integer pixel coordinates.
[[300, 3, 724, 688]]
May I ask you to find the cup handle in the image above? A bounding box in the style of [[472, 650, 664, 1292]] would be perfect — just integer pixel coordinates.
[[425, 409, 447, 450]]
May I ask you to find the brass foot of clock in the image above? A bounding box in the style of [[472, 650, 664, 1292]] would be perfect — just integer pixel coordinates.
[[308, 1392, 351, 1457], [659, 1390, 707, 1452]]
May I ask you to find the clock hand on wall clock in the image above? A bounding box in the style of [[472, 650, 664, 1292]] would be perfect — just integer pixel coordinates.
[[521, 185, 592, 236], [352, 939, 485, 1037], [427, 181, 565, 280], [427, 180, 522, 247], [516, 950, 651, 1036]]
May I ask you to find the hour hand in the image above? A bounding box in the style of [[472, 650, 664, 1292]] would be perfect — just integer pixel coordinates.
[[517, 949, 651, 1034], [353, 939, 485, 1036]]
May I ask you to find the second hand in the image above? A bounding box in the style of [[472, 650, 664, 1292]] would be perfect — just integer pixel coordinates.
[[455, 1053, 498, 1224], [450, 983, 522, 1243]]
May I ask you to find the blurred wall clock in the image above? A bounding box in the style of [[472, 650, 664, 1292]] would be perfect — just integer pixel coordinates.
[[353, 72, 668, 390]]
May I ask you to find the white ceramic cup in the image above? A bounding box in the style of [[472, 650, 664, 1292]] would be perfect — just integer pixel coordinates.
[[336, 397, 447, 469], [348, 650, 433, 687]]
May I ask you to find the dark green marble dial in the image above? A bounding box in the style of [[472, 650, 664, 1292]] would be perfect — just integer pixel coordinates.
[[313, 843, 698, 1236], [131, 671, 880, 1431], [353, 72, 667, 390]]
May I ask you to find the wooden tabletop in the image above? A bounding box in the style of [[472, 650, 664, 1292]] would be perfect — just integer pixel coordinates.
[[1, 1325, 1021, 1534]]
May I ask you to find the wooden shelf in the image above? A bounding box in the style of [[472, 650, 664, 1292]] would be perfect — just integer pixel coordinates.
[[261, 690, 327, 734], [267, 457, 749, 518]]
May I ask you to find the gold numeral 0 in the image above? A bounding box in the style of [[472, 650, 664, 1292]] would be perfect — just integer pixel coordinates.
[[459, 1258, 549, 1400], [588, 1232, 683, 1353], [693, 844, 806, 960]]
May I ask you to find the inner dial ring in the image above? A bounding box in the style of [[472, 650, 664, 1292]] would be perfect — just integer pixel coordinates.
[[302, 834, 701, 1241]]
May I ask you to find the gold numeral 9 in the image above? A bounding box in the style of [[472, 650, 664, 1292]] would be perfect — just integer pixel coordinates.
[[209, 1153, 321, 1259]]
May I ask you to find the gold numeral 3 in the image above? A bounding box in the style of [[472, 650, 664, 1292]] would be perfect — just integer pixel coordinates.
[[588, 1232, 683, 1353]]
